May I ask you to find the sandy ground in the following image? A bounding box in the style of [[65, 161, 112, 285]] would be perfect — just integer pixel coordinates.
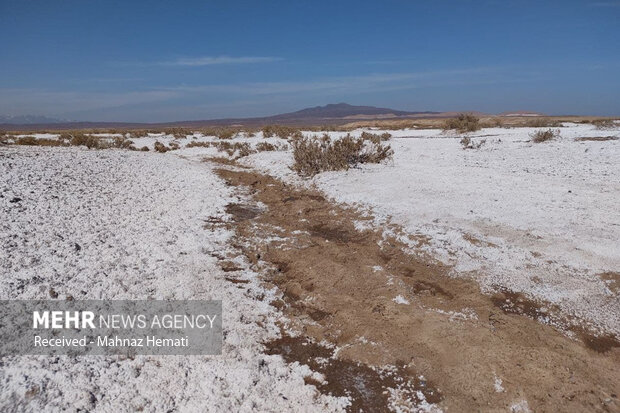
[[0, 146, 346, 412]]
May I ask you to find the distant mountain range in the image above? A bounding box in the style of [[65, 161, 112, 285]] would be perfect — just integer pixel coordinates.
[[0, 103, 544, 130], [266, 103, 437, 120], [0, 115, 69, 124]]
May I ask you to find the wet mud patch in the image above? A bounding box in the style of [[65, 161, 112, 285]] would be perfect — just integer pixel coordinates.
[[225, 203, 262, 222], [409, 280, 453, 299], [492, 289, 620, 353], [491, 289, 552, 320], [265, 335, 441, 412], [308, 223, 360, 244], [579, 332, 620, 353]]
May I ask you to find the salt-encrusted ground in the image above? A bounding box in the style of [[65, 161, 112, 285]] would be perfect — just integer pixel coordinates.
[[2, 122, 619, 411], [242, 123, 620, 336], [0, 147, 347, 412]]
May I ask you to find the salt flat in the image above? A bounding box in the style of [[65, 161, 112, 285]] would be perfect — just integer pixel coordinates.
[[2, 122, 618, 412], [0, 146, 346, 412]]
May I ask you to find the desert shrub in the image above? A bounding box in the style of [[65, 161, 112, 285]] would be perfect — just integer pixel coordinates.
[[360, 131, 392, 143], [140, 146, 149, 151], [111, 136, 135, 149], [215, 141, 233, 154], [121, 139, 134, 149], [70, 133, 104, 149], [460, 136, 486, 150], [292, 134, 393, 177], [262, 125, 300, 139], [526, 118, 560, 128], [163, 128, 189, 139], [240, 128, 258, 138], [530, 129, 560, 143], [153, 141, 169, 153], [261, 125, 275, 138], [592, 119, 616, 130], [186, 141, 213, 148], [234, 142, 254, 157], [128, 130, 150, 138], [210, 141, 255, 157], [443, 113, 481, 133], [16, 136, 64, 146], [256, 142, 277, 151], [216, 128, 236, 140], [290, 130, 304, 140]]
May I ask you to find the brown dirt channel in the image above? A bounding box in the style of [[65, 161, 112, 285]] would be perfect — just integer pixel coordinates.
[[209, 159, 620, 413]]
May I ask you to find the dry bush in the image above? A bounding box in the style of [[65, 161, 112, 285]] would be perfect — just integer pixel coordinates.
[[205, 141, 255, 158], [235, 142, 254, 157], [526, 118, 561, 128], [128, 130, 150, 138], [140, 146, 150, 151], [196, 127, 243, 140], [262, 125, 301, 139], [216, 128, 236, 140], [360, 131, 392, 143], [256, 141, 289, 151], [530, 129, 560, 143], [16, 136, 65, 146], [153, 141, 170, 153], [215, 141, 233, 154], [443, 113, 481, 133], [292, 134, 393, 177], [592, 119, 616, 130], [70, 133, 105, 149], [163, 128, 189, 139], [460, 136, 486, 150], [255, 142, 277, 151], [186, 141, 213, 148], [111, 137, 135, 149]]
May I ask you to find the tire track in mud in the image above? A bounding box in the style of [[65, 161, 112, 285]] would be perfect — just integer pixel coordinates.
[[207, 159, 619, 413]]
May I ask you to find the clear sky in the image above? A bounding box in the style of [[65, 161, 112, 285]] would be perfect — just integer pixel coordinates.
[[1, 0, 619, 122]]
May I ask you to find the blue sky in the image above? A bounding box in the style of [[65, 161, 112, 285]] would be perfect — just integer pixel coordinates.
[[1, 0, 619, 122]]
